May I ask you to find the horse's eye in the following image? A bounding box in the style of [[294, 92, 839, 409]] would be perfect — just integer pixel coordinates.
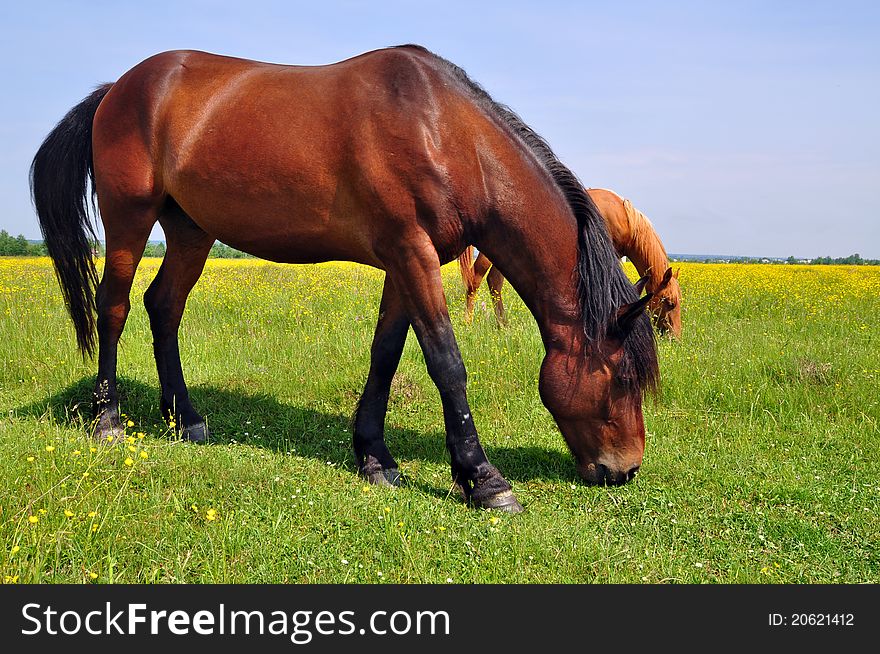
[[663, 298, 676, 309], [614, 374, 635, 389]]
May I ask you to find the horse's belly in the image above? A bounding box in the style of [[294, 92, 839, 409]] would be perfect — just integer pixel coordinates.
[[172, 187, 379, 266]]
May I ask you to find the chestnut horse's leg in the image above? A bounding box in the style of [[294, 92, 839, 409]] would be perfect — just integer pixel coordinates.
[[384, 238, 522, 512], [92, 204, 155, 442], [353, 277, 410, 486], [464, 252, 492, 324], [143, 206, 214, 442], [486, 265, 507, 327]]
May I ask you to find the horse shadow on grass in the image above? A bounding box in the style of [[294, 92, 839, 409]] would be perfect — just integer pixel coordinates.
[[15, 376, 580, 500]]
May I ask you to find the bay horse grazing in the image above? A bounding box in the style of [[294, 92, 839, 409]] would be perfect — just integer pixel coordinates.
[[460, 188, 682, 337], [31, 45, 665, 512]]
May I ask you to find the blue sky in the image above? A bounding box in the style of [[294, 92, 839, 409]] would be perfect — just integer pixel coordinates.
[[3, 0, 878, 257]]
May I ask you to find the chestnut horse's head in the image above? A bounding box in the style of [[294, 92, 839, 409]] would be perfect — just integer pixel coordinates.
[[648, 267, 682, 338], [539, 268, 674, 485]]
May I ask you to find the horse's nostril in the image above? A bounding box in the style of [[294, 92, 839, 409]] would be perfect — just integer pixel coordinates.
[[626, 465, 640, 481]]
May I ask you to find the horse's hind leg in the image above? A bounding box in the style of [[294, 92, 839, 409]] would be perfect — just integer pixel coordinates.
[[353, 277, 410, 486], [92, 201, 156, 441], [382, 234, 522, 512], [143, 203, 214, 442], [486, 265, 507, 327]]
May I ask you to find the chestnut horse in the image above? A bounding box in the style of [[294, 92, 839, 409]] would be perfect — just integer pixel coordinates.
[[461, 188, 682, 336], [31, 46, 666, 512]]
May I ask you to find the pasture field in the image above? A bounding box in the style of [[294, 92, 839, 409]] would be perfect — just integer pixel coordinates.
[[0, 257, 878, 584]]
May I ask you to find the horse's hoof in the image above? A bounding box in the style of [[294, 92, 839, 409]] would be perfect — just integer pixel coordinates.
[[362, 468, 403, 487], [182, 422, 209, 443], [92, 425, 124, 444], [472, 490, 524, 513]]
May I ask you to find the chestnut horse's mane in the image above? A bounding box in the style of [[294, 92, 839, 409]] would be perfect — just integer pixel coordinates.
[[623, 196, 668, 268], [398, 45, 659, 394]]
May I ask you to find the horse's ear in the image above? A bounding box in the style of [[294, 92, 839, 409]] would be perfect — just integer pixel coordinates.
[[616, 293, 653, 333], [634, 274, 650, 295], [655, 267, 674, 292], [673, 267, 680, 279]]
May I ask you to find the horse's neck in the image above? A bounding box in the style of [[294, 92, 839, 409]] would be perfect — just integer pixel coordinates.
[[623, 217, 669, 292], [473, 191, 582, 348]]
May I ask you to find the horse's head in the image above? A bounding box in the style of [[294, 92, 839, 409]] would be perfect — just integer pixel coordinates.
[[539, 270, 671, 485], [648, 267, 681, 338]]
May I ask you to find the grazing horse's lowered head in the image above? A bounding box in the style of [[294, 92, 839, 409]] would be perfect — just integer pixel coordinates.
[[540, 268, 674, 485], [649, 267, 681, 337]]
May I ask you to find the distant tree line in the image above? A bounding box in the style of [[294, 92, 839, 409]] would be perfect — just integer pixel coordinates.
[[208, 242, 253, 258], [804, 253, 879, 265], [0, 230, 47, 256], [671, 253, 880, 265], [0, 233, 252, 259], [143, 241, 252, 258], [2, 232, 877, 265]]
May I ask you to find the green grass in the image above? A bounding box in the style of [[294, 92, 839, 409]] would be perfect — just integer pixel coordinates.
[[1, 258, 878, 583]]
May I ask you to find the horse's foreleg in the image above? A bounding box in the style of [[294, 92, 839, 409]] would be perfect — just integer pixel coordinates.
[[464, 252, 492, 324], [92, 208, 154, 442], [353, 277, 410, 486], [143, 209, 213, 442], [385, 239, 522, 512], [486, 266, 507, 327], [464, 286, 479, 324]]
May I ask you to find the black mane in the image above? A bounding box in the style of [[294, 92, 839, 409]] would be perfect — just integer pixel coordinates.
[[399, 44, 659, 395]]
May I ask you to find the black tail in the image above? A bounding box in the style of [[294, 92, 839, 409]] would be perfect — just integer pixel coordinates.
[[30, 83, 113, 358]]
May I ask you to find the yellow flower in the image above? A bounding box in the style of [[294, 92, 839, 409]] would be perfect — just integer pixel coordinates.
[[90, 447, 97, 453], [126, 436, 135, 444], [88, 572, 98, 579], [64, 510, 75, 518], [26, 456, 35, 462], [72, 450, 81, 456], [137, 432, 145, 439], [384, 506, 391, 513], [489, 516, 500, 526], [3, 575, 19, 584], [28, 515, 39, 524], [45, 445, 55, 452], [124, 457, 134, 466], [106, 435, 114, 442], [361, 485, 371, 493], [91, 524, 98, 532], [205, 508, 217, 521], [126, 420, 134, 427], [11, 545, 20, 554], [82, 472, 90, 478], [127, 445, 136, 452], [139, 451, 148, 459], [88, 511, 97, 518]]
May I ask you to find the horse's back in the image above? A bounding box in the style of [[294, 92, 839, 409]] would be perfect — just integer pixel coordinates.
[[91, 47, 483, 265], [586, 188, 629, 253]]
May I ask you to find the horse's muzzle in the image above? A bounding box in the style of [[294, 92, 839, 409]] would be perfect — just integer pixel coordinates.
[[579, 463, 640, 486]]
